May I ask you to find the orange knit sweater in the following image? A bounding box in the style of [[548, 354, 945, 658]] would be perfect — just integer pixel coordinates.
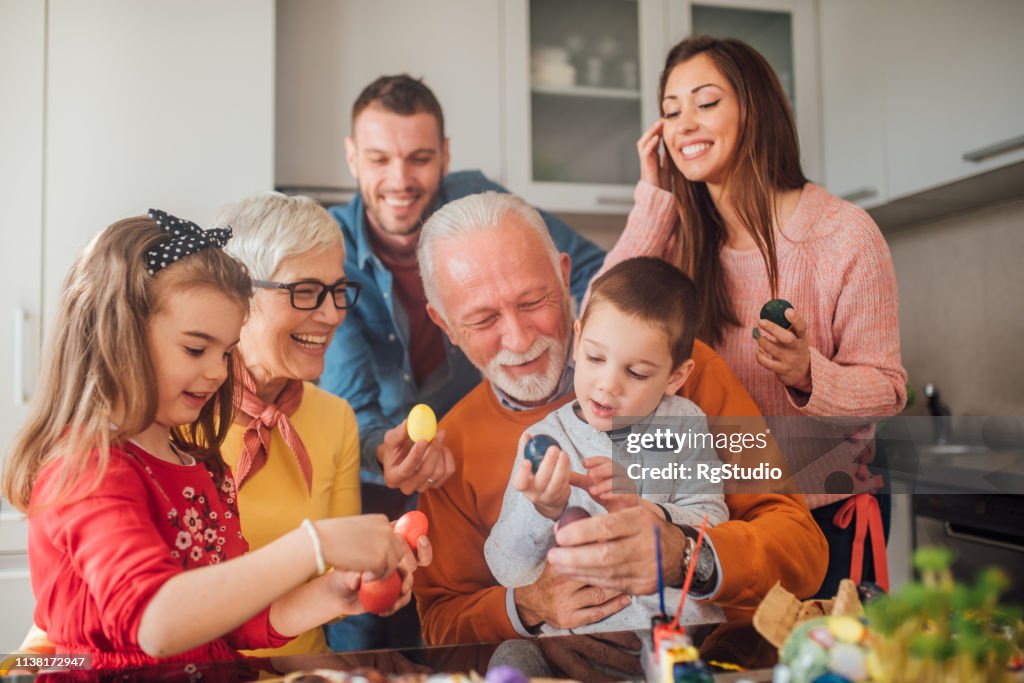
[[414, 341, 827, 645]]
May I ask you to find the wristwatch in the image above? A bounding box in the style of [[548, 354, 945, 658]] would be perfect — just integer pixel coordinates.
[[679, 526, 717, 592]]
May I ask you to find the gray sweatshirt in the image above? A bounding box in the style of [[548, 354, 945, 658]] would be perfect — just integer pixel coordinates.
[[485, 395, 727, 635]]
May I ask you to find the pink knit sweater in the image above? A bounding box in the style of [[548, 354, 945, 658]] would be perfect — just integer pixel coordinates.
[[602, 181, 908, 508]]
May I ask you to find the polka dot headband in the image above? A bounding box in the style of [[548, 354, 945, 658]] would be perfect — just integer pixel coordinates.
[[145, 209, 233, 275]]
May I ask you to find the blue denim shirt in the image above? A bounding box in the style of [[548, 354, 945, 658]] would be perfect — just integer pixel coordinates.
[[321, 170, 606, 476]]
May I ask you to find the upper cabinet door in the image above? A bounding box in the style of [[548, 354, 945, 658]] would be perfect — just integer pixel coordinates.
[[276, 0, 503, 194], [0, 0, 45, 652], [883, 0, 1024, 199], [503, 0, 665, 213], [668, 0, 822, 183], [0, 0, 44, 454], [819, 0, 888, 208]]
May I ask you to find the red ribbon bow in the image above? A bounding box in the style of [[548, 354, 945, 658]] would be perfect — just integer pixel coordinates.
[[833, 493, 889, 592]]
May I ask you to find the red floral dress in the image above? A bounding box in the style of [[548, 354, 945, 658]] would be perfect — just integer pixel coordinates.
[[28, 441, 290, 671]]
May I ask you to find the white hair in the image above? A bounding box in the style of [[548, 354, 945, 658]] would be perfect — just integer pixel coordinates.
[[210, 191, 344, 279], [417, 191, 561, 322]]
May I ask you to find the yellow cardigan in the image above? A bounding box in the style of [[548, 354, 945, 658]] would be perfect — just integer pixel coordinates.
[[223, 382, 361, 657]]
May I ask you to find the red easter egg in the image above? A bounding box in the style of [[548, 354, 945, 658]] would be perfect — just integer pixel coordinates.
[[358, 571, 402, 615], [394, 510, 429, 551]]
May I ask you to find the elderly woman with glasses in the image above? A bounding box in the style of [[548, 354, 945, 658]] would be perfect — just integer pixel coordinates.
[[212, 192, 426, 657]]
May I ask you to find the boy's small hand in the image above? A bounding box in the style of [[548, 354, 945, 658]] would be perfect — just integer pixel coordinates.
[[580, 457, 640, 513], [513, 443, 572, 521]]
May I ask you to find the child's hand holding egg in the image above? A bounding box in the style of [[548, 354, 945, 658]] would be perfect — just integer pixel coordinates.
[[358, 511, 431, 615], [357, 571, 402, 615], [514, 434, 572, 521], [523, 434, 561, 474]]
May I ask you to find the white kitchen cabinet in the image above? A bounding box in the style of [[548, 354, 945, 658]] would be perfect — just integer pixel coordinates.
[[0, 508, 31, 653], [275, 0, 503, 196], [882, 0, 1024, 199], [819, 0, 888, 208], [502, 0, 665, 213], [0, 0, 43, 651], [503, 0, 821, 214], [0, 0, 44, 459], [1, 0, 275, 651]]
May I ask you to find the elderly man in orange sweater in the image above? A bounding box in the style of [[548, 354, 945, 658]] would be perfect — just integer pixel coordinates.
[[412, 191, 827, 645]]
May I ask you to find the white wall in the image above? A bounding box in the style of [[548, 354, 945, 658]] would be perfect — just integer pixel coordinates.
[[888, 198, 1024, 417], [44, 0, 276, 323], [275, 0, 504, 190]]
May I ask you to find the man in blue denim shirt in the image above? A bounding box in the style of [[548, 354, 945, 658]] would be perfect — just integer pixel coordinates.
[[321, 75, 605, 494]]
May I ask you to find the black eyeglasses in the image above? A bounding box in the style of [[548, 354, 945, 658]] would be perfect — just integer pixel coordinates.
[[253, 278, 361, 310]]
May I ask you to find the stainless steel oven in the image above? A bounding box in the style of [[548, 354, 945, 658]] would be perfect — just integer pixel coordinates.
[[913, 494, 1024, 603]]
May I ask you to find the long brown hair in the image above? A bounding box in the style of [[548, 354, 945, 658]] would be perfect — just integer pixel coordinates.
[[1, 216, 252, 512], [659, 36, 806, 345]]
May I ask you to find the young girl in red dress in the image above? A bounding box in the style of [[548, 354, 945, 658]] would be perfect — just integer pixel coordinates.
[[2, 211, 415, 670]]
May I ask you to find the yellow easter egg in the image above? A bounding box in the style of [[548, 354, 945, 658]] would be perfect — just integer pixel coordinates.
[[407, 403, 437, 443], [828, 616, 866, 644]]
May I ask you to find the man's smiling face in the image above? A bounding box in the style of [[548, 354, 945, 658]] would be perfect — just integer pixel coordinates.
[[345, 106, 450, 249]]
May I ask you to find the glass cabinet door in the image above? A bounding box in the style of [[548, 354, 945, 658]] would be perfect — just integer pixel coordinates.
[[528, 0, 642, 186], [503, 0, 663, 213], [691, 4, 796, 110], [503, 0, 819, 211]]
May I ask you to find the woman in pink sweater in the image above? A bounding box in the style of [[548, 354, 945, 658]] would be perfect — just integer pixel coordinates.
[[601, 36, 907, 597]]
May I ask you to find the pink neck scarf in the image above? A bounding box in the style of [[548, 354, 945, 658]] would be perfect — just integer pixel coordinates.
[[234, 364, 312, 493]]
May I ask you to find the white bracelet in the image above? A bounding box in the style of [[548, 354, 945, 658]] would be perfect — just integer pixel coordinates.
[[301, 518, 327, 576]]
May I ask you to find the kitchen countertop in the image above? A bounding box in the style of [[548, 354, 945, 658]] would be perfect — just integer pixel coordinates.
[[885, 446, 1024, 495]]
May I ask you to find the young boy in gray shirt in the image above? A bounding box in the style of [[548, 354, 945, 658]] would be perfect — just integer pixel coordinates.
[[485, 258, 728, 635]]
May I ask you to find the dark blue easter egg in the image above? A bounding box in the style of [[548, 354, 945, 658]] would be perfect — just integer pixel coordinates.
[[760, 298, 794, 329], [524, 434, 561, 473]]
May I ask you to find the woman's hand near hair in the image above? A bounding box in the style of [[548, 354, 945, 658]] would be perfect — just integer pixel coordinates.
[[637, 119, 672, 190], [754, 307, 812, 393]]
